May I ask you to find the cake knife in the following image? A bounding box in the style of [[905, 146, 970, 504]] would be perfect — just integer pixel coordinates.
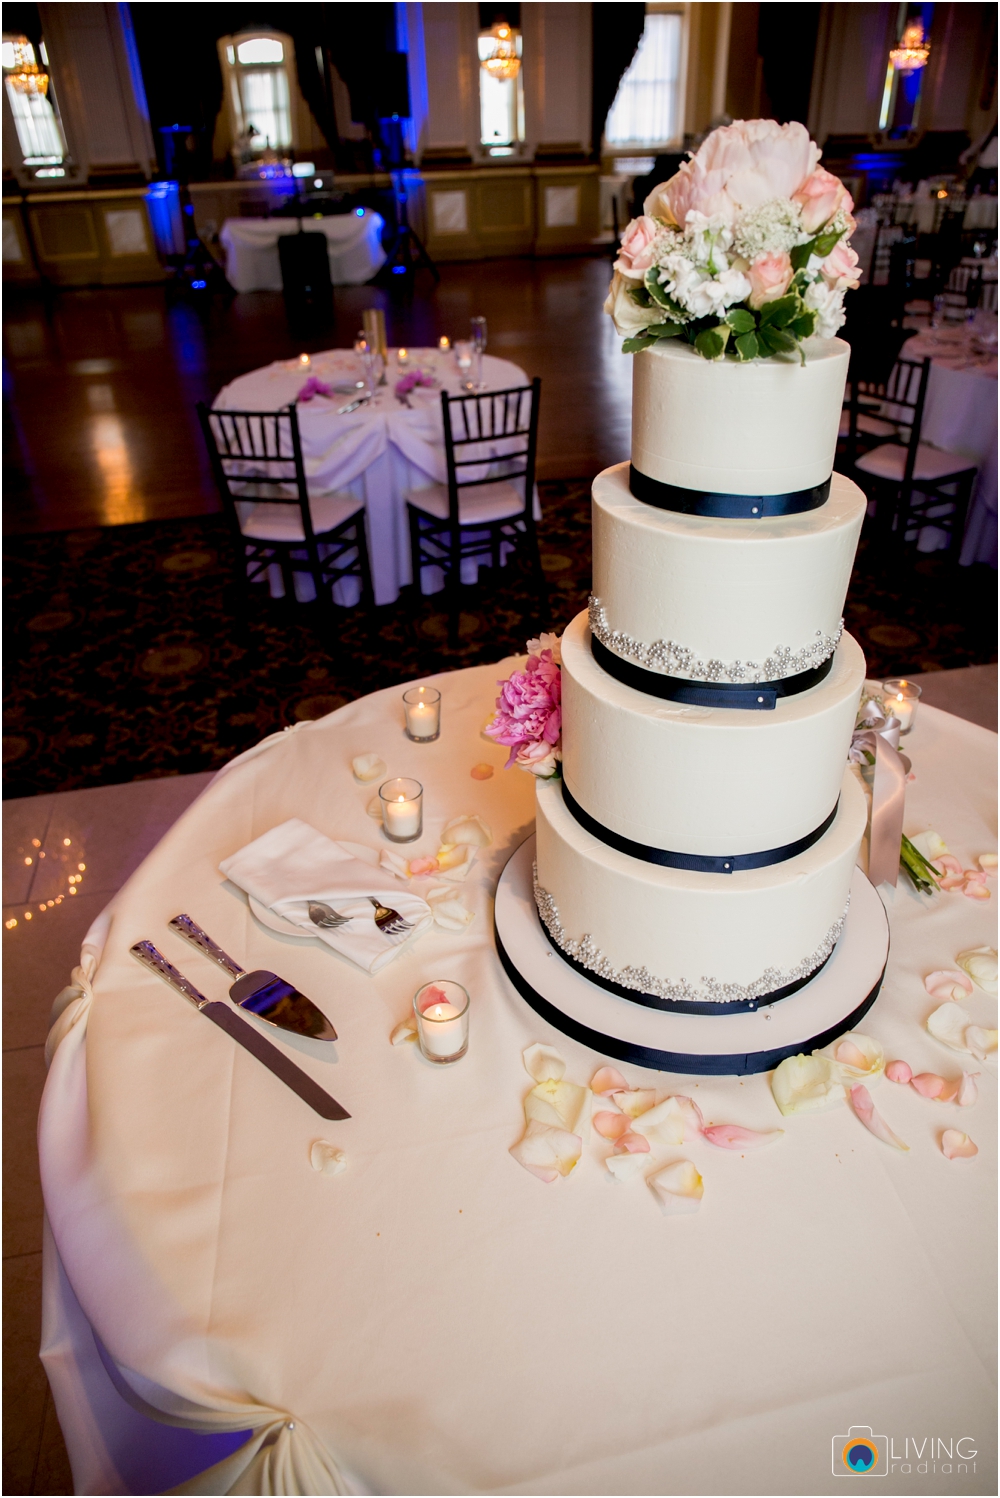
[[168, 913, 337, 1042], [130, 941, 350, 1120]]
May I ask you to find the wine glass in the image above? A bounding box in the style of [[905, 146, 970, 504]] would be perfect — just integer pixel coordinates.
[[354, 332, 372, 392], [454, 341, 474, 391], [470, 315, 487, 390]]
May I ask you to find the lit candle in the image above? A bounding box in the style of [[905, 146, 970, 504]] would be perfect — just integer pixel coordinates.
[[379, 777, 423, 842], [414, 980, 469, 1062], [881, 678, 921, 735], [397, 347, 410, 369], [298, 352, 311, 367], [438, 336, 450, 351], [403, 685, 441, 741]]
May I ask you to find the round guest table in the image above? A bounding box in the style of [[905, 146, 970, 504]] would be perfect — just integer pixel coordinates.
[[218, 212, 386, 293], [39, 666, 997, 1495]]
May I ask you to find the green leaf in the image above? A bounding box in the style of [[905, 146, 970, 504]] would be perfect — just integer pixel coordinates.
[[789, 238, 816, 272], [725, 307, 756, 333], [789, 311, 817, 340], [647, 321, 685, 339], [759, 294, 799, 328], [811, 226, 844, 259], [627, 285, 652, 307], [621, 335, 655, 354], [766, 327, 797, 353], [644, 268, 672, 309], [734, 331, 759, 361], [694, 326, 728, 360]]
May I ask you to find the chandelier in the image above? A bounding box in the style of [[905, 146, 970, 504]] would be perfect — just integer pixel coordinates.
[[481, 23, 521, 81], [889, 22, 930, 73], [6, 36, 49, 96]]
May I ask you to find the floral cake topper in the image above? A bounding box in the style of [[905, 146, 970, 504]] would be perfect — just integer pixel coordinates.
[[605, 118, 860, 362], [486, 633, 562, 779]]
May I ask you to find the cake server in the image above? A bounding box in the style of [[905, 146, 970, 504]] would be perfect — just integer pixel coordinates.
[[130, 942, 349, 1120], [168, 914, 337, 1042]]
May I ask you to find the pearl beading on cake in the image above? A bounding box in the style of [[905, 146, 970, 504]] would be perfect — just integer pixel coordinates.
[[533, 865, 850, 1006], [589, 597, 843, 685]]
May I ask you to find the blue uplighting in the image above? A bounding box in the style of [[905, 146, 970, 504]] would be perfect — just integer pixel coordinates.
[[392, 265, 407, 274], [191, 280, 207, 289], [355, 207, 365, 216]]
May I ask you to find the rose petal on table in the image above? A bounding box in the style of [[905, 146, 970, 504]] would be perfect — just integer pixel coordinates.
[[834, 1040, 867, 1069], [593, 1110, 630, 1140], [390, 1017, 418, 1045], [611, 1088, 658, 1119], [525, 1078, 589, 1134], [962, 878, 991, 901], [939, 873, 968, 892], [935, 854, 964, 877], [886, 1060, 913, 1084], [910, 1072, 949, 1099], [924, 969, 974, 1002], [613, 1131, 651, 1154], [849, 1084, 909, 1150], [820, 1031, 884, 1083], [911, 830, 950, 862], [352, 753, 386, 782], [605, 1151, 648, 1183], [648, 1160, 704, 1214], [510, 1120, 581, 1182], [631, 1095, 702, 1147], [701, 1124, 783, 1150], [366, 797, 383, 820], [470, 763, 494, 780], [431, 898, 474, 931], [435, 844, 476, 880], [379, 849, 411, 880], [956, 946, 999, 995], [408, 855, 440, 876], [591, 1066, 628, 1095], [977, 853, 998, 875], [966, 1025, 999, 1060], [440, 814, 493, 847], [310, 1140, 347, 1175], [927, 1002, 995, 1058], [523, 1043, 565, 1083], [956, 1071, 979, 1107], [771, 1053, 844, 1115], [941, 1129, 978, 1161]]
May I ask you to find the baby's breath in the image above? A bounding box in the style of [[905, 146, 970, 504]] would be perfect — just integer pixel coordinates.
[[733, 199, 803, 263]]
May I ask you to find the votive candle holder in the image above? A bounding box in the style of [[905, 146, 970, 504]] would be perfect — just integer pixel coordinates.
[[380, 777, 423, 842], [413, 980, 470, 1063], [881, 678, 921, 735], [403, 685, 441, 742]]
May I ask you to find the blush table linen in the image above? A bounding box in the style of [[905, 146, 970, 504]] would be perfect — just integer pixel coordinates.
[[218, 213, 386, 293], [38, 668, 997, 1496], [214, 350, 535, 606]]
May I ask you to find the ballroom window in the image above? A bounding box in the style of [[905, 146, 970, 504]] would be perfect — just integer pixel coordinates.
[[222, 32, 293, 154], [478, 24, 524, 156], [605, 11, 684, 148], [2, 35, 68, 169]]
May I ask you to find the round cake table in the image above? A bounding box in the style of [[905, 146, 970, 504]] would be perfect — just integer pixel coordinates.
[[39, 665, 997, 1495]]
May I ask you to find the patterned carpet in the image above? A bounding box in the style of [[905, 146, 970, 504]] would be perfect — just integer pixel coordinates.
[[4, 480, 996, 798]]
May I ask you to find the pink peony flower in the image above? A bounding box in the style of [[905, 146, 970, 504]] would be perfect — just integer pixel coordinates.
[[485, 649, 562, 771], [646, 119, 820, 228], [792, 167, 854, 234], [821, 240, 861, 292], [614, 215, 661, 277], [747, 251, 794, 309]]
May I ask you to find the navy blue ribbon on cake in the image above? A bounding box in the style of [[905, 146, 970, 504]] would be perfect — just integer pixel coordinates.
[[590, 633, 834, 711], [561, 780, 839, 876], [629, 465, 831, 518]]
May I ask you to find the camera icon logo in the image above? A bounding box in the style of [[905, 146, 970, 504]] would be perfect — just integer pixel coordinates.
[[833, 1426, 888, 1476]]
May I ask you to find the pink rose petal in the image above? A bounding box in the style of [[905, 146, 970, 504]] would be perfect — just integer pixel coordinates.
[[977, 853, 997, 875], [924, 969, 974, 1002], [936, 855, 964, 877], [591, 1066, 628, 1095], [407, 856, 440, 876], [885, 1060, 912, 1084], [835, 1039, 868, 1069], [470, 763, 494, 780], [956, 1071, 979, 1107], [940, 873, 968, 892], [910, 1072, 947, 1099], [593, 1110, 630, 1140], [941, 1129, 978, 1160], [963, 880, 991, 901], [613, 1131, 651, 1154], [701, 1124, 783, 1150], [849, 1084, 909, 1151], [611, 1088, 657, 1118]]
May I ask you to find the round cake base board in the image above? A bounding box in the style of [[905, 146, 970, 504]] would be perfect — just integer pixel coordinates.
[[494, 836, 888, 1077]]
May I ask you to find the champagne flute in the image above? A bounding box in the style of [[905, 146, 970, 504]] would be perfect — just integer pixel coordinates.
[[470, 315, 487, 390], [354, 332, 372, 394]]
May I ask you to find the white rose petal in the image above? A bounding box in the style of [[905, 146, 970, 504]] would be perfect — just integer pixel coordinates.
[[367, 797, 384, 820], [431, 898, 474, 931], [648, 1160, 704, 1214], [352, 753, 386, 782], [391, 1017, 418, 1045], [524, 1077, 589, 1134], [817, 1031, 885, 1086], [523, 1043, 566, 1083], [510, 1120, 581, 1183], [440, 814, 493, 848], [310, 1140, 347, 1175], [771, 1053, 845, 1115], [957, 946, 998, 996], [606, 1152, 648, 1184]]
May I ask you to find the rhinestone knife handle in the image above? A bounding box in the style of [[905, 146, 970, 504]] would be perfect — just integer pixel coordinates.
[[169, 915, 245, 978], [131, 941, 210, 1007]]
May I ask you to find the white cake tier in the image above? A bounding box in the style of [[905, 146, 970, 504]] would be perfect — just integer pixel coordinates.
[[561, 612, 865, 857], [591, 464, 866, 683], [534, 768, 867, 1008], [631, 337, 850, 496]]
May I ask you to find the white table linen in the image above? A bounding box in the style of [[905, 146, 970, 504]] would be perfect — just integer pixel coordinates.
[[215, 351, 536, 605], [219, 213, 386, 293], [38, 667, 997, 1496], [899, 328, 998, 565]]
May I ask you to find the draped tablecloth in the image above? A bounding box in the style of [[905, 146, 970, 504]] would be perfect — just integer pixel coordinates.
[[900, 327, 998, 567], [38, 668, 997, 1496], [219, 213, 386, 293], [214, 351, 534, 605]]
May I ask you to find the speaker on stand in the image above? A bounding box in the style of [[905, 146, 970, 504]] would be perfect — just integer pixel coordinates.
[[372, 54, 439, 285]]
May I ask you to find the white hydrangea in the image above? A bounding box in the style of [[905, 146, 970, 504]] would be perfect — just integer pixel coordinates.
[[683, 211, 734, 272], [804, 279, 846, 338], [732, 199, 804, 262], [658, 254, 751, 319]]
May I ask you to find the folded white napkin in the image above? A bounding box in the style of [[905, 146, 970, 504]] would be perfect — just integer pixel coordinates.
[[220, 818, 432, 975]]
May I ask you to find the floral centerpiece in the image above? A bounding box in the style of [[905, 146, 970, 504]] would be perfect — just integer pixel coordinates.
[[605, 119, 860, 362], [486, 634, 562, 778]]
